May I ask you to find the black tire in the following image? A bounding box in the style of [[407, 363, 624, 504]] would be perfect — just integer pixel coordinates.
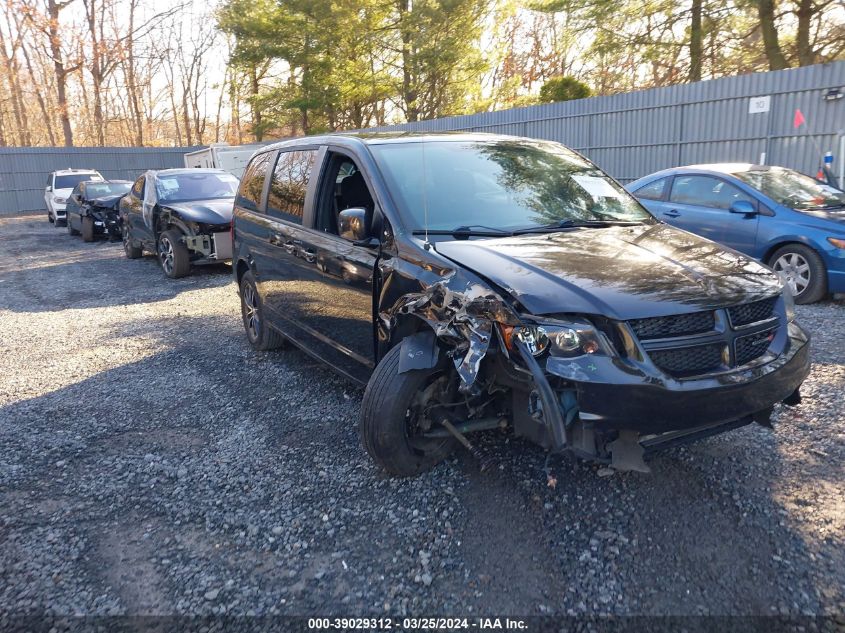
[[157, 229, 191, 279], [81, 216, 95, 242], [360, 344, 459, 477], [47, 211, 54, 224], [239, 270, 286, 351], [67, 215, 79, 236], [122, 224, 142, 259], [768, 244, 827, 304]]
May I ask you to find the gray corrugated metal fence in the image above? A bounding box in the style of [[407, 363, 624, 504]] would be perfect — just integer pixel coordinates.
[[2, 63, 843, 214], [0, 146, 201, 215], [357, 61, 845, 185]]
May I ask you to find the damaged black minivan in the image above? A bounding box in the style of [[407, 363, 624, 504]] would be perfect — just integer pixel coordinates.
[[232, 133, 810, 476]]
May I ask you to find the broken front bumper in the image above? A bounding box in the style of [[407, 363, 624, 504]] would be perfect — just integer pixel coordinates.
[[542, 322, 810, 436]]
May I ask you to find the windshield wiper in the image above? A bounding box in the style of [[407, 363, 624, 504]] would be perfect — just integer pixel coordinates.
[[802, 203, 845, 211], [412, 224, 514, 238], [512, 219, 645, 234]]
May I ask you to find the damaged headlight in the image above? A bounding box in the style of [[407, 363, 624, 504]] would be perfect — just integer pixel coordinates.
[[782, 286, 795, 323], [503, 318, 608, 358]]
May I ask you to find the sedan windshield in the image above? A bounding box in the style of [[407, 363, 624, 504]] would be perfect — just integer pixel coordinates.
[[155, 173, 238, 203], [370, 139, 654, 233], [86, 182, 131, 198], [733, 167, 845, 210]]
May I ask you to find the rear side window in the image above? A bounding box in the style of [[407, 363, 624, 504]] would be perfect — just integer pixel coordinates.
[[237, 152, 272, 212], [634, 177, 668, 201], [266, 150, 317, 224], [670, 175, 756, 210]]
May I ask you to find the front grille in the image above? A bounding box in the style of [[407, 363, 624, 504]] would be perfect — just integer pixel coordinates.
[[649, 344, 724, 376], [735, 328, 776, 366], [727, 296, 777, 327], [629, 311, 715, 340]]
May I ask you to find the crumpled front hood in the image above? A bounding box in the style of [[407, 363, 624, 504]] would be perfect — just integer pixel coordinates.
[[163, 198, 235, 225], [90, 194, 125, 209], [434, 223, 782, 320]]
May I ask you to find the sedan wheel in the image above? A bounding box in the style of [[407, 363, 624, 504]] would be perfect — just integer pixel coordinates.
[[157, 229, 191, 278], [768, 244, 827, 304], [122, 224, 143, 259], [158, 235, 175, 275], [773, 252, 810, 296]]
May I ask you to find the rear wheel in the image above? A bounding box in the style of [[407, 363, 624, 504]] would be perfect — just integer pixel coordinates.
[[157, 229, 191, 279], [81, 216, 95, 242], [122, 224, 142, 259], [67, 215, 79, 236], [769, 244, 827, 304], [360, 344, 459, 477], [239, 270, 286, 351]]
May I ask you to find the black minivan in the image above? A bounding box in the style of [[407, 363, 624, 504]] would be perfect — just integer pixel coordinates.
[[232, 133, 810, 476]]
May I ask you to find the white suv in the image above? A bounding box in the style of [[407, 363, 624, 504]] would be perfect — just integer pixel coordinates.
[[45, 169, 104, 226]]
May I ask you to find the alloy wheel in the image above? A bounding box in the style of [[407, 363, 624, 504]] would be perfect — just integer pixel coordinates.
[[159, 236, 174, 275], [773, 252, 810, 296], [243, 283, 260, 340]]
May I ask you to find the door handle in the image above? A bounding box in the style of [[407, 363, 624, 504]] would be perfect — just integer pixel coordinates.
[[303, 248, 316, 263], [663, 209, 681, 218]]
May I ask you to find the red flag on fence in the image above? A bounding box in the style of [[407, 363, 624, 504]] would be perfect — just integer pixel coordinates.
[[793, 109, 806, 128]]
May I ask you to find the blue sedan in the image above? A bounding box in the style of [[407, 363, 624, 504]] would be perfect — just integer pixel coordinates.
[[628, 164, 845, 303]]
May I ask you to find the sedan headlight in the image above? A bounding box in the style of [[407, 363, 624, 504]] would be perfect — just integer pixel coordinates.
[[503, 318, 609, 358], [54, 197, 66, 204]]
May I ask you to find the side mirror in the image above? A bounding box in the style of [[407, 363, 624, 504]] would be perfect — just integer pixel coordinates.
[[730, 200, 757, 215], [46, 186, 52, 192], [338, 207, 369, 242]]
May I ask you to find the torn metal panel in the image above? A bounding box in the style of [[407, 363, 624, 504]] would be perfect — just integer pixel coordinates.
[[381, 266, 519, 390]]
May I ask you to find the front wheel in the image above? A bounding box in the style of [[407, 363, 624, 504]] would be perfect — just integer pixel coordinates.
[[769, 244, 827, 304], [157, 229, 191, 279], [239, 270, 286, 351], [81, 216, 95, 242], [67, 215, 79, 236], [360, 344, 459, 477]]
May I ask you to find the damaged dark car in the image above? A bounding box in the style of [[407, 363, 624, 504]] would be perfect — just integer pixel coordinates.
[[66, 180, 132, 241], [232, 133, 810, 476], [120, 168, 239, 278]]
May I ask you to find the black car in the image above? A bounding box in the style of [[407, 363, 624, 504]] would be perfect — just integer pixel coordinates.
[[231, 133, 810, 477], [66, 180, 132, 242], [120, 168, 239, 278]]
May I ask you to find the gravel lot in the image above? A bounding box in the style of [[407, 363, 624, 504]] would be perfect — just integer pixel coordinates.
[[1, 212, 844, 621]]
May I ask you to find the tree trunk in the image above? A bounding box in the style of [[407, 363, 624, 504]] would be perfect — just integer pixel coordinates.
[[124, 0, 144, 145], [84, 0, 104, 145], [795, 0, 814, 66], [47, 0, 73, 146], [688, 0, 703, 82], [397, 0, 418, 122], [250, 64, 262, 141], [0, 26, 26, 144], [756, 0, 788, 70], [17, 21, 57, 145], [181, 87, 193, 146]]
